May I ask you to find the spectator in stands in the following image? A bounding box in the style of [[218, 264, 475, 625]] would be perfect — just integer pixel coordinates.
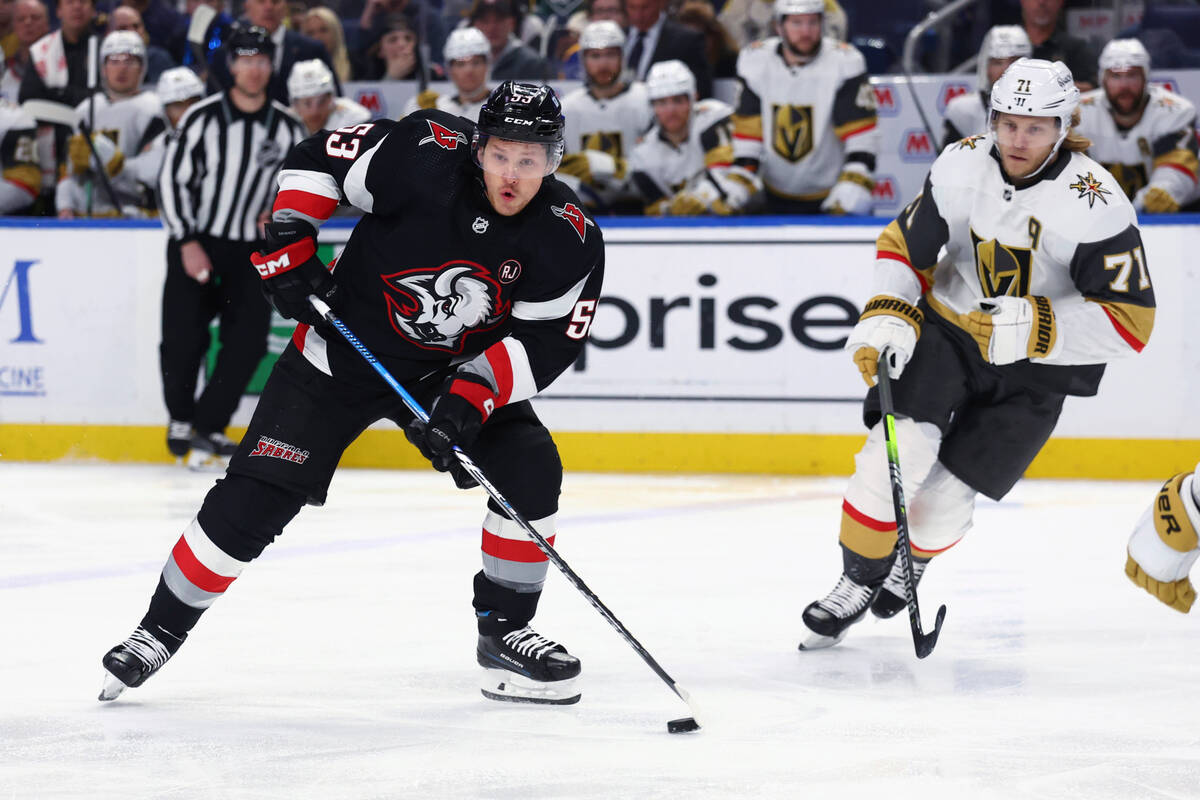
[[587, 0, 626, 28], [731, 0, 877, 215], [1019, 0, 1096, 90], [208, 0, 338, 104], [286, 0, 308, 32], [121, 0, 187, 61], [1, 0, 16, 59], [629, 59, 760, 215], [301, 6, 351, 83], [402, 26, 489, 119], [110, 5, 176, 84], [357, 0, 447, 70], [718, 0, 844, 50], [288, 57, 370, 134], [19, 0, 105, 108], [558, 20, 653, 211], [359, 12, 426, 79], [1, 0, 50, 99], [941, 25, 1030, 150], [623, 0, 712, 98], [469, 0, 553, 80], [1076, 38, 1198, 213], [675, 0, 738, 79]]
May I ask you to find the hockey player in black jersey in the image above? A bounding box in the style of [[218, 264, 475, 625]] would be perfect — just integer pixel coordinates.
[[99, 82, 605, 706]]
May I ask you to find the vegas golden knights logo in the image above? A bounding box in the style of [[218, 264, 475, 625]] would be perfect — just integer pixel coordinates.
[[580, 131, 624, 158], [771, 104, 813, 162], [971, 228, 1033, 298], [1102, 161, 1148, 199]]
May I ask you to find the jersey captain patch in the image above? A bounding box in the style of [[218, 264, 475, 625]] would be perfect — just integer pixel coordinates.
[[419, 119, 468, 151], [1069, 171, 1112, 208], [382, 261, 509, 353], [551, 203, 594, 242]]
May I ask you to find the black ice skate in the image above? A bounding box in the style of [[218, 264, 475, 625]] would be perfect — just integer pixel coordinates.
[[798, 574, 883, 651], [477, 626, 582, 705], [871, 553, 930, 619], [187, 430, 238, 471], [98, 625, 186, 701], [167, 419, 193, 459]]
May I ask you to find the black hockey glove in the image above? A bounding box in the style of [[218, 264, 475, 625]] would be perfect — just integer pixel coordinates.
[[404, 372, 498, 490], [251, 219, 338, 327]]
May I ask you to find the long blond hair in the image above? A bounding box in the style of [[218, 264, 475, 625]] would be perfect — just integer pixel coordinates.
[[1063, 108, 1091, 152], [306, 7, 352, 84]]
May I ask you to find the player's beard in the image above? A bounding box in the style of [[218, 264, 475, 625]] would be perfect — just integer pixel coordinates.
[[782, 35, 820, 61], [586, 68, 621, 91], [1107, 87, 1146, 117]]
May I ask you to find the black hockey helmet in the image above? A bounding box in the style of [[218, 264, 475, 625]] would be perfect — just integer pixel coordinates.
[[472, 81, 565, 177], [226, 24, 275, 64]]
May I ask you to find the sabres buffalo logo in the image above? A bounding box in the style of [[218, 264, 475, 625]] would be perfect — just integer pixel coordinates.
[[382, 261, 509, 352], [419, 120, 468, 150]]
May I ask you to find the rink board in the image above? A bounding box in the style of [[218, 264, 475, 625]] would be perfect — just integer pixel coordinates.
[[1, 216, 1197, 477]]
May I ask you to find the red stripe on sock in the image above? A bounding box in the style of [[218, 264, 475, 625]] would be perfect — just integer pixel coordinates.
[[170, 535, 237, 593], [842, 499, 895, 532], [481, 529, 554, 563], [912, 537, 962, 557], [484, 342, 514, 405]]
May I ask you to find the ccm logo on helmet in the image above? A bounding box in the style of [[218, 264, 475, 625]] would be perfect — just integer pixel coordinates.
[[419, 120, 468, 150], [503, 116, 534, 125]]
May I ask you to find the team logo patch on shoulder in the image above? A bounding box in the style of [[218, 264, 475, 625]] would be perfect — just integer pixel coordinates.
[[249, 436, 310, 464], [955, 134, 985, 150], [419, 119, 468, 150], [552, 202, 595, 242], [1069, 171, 1112, 208]]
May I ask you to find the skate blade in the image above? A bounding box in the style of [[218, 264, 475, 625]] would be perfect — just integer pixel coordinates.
[[479, 667, 581, 705], [797, 629, 849, 651], [186, 451, 228, 473], [98, 670, 129, 701]]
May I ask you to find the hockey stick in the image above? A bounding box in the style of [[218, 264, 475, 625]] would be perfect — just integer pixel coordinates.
[[78, 118, 124, 215], [876, 349, 946, 659], [308, 295, 703, 732]]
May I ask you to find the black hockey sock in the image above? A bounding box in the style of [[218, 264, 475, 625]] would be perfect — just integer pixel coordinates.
[[473, 570, 542, 635], [143, 575, 205, 639], [841, 544, 893, 587]]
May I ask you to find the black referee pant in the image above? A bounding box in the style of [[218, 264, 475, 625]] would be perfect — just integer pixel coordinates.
[[160, 235, 272, 437]]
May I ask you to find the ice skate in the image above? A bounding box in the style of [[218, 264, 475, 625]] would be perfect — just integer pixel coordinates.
[[98, 625, 186, 701], [871, 554, 930, 619], [167, 419, 193, 460], [187, 430, 237, 472], [477, 626, 582, 705], [798, 573, 882, 651]]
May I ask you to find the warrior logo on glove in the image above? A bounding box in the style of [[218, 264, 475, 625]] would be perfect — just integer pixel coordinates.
[[383, 261, 509, 352]]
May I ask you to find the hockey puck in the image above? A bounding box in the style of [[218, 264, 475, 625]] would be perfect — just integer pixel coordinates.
[[667, 717, 700, 734]]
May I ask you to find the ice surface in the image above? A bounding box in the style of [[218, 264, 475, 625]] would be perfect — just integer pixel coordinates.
[[2, 463, 1199, 799]]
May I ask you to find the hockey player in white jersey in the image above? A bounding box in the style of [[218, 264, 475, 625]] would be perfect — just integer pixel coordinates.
[[731, 0, 877, 214], [56, 30, 165, 218], [124, 67, 207, 202], [0, 97, 38, 213], [1076, 39, 1198, 213], [287, 59, 371, 137], [557, 21, 653, 212], [798, 59, 1155, 650], [401, 27, 491, 122], [941, 25, 1031, 150], [1127, 463, 1200, 614], [629, 59, 760, 215]]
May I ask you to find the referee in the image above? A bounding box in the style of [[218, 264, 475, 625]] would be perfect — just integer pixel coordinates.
[[158, 25, 307, 469]]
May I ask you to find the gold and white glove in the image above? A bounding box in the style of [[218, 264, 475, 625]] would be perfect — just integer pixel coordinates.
[[820, 164, 874, 215], [846, 294, 923, 387], [964, 295, 1057, 365], [1133, 185, 1181, 214], [557, 150, 626, 186], [1127, 471, 1200, 613], [68, 132, 123, 178]]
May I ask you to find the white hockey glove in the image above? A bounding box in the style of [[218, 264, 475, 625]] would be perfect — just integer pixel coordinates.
[[1127, 471, 1200, 613], [820, 165, 874, 215], [846, 294, 923, 387], [558, 150, 626, 187], [964, 295, 1057, 365], [68, 131, 123, 177], [1132, 185, 1182, 214]]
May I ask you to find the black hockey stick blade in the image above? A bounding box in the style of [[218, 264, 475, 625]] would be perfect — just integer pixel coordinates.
[[914, 604, 947, 659]]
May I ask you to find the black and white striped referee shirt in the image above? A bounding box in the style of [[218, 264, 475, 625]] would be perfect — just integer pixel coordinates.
[[159, 92, 306, 243]]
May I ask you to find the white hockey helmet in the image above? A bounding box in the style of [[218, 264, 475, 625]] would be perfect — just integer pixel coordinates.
[[442, 27, 491, 63], [287, 59, 335, 101], [156, 67, 206, 105], [646, 59, 696, 101], [976, 25, 1032, 90], [1099, 38, 1150, 75], [774, 0, 823, 20], [990, 58, 1080, 174], [101, 30, 146, 64], [579, 20, 625, 52]]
